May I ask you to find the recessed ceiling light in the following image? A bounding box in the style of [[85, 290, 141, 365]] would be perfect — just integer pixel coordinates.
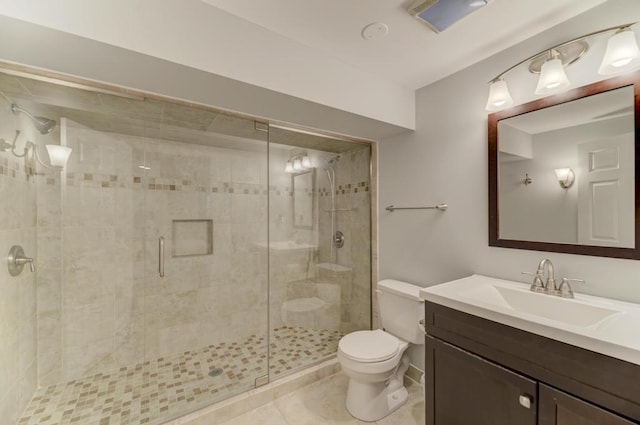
[[469, 1, 487, 7], [361, 22, 389, 40]]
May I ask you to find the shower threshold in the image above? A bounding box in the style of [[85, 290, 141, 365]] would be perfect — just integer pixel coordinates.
[[18, 327, 343, 425]]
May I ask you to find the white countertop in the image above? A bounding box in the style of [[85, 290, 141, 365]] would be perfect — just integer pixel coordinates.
[[420, 274, 640, 366]]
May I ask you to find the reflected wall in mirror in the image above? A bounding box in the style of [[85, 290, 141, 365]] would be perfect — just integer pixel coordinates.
[[293, 169, 315, 229], [489, 72, 640, 259]]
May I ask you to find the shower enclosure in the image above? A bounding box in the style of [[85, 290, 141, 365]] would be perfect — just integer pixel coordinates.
[[0, 69, 371, 425]]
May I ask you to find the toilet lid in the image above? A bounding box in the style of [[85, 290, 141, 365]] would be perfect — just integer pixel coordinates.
[[339, 329, 400, 363]]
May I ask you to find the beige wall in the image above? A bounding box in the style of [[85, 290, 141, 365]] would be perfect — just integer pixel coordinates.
[[0, 97, 39, 424]]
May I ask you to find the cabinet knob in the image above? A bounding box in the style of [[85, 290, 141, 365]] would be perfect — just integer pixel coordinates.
[[519, 394, 533, 409]]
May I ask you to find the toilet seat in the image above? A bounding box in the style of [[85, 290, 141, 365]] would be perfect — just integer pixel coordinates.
[[338, 329, 401, 363]]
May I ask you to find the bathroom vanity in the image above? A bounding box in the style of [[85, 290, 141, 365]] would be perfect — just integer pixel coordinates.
[[420, 275, 640, 425]]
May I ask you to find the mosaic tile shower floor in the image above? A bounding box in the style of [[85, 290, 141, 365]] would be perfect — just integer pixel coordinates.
[[18, 326, 343, 425]]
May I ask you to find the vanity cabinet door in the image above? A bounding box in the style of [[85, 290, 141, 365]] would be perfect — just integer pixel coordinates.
[[425, 336, 537, 425], [539, 384, 637, 425]]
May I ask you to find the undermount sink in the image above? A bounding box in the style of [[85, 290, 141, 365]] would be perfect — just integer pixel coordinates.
[[465, 284, 620, 327], [420, 274, 640, 365]]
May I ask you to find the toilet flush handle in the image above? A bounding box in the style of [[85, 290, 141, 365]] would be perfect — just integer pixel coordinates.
[[418, 318, 426, 334]]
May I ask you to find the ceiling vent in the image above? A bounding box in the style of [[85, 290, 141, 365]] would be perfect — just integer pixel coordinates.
[[408, 0, 489, 33]]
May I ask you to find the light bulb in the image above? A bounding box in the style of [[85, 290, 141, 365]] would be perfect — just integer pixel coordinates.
[[301, 155, 311, 169], [285, 161, 294, 173]]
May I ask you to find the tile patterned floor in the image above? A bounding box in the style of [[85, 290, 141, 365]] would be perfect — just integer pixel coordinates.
[[220, 372, 425, 425], [17, 327, 343, 425]]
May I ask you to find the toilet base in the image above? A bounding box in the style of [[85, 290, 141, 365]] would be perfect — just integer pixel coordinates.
[[344, 354, 410, 422], [345, 378, 408, 422]]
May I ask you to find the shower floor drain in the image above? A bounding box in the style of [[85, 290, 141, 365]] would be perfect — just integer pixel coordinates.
[[208, 368, 223, 377]]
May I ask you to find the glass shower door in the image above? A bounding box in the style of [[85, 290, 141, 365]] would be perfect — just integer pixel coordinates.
[[140, 112, 270, 421]]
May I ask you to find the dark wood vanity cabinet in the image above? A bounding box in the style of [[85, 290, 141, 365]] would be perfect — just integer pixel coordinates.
[[424, 302, 640, 425], [539, 384, 636, 425], [428, 337, 537, 425]]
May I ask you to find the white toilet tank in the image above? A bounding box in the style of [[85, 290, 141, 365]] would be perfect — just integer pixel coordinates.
[[377, 279, 425, 345]]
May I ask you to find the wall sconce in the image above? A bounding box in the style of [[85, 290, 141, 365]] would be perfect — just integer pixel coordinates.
[[555, 168, 575, 189], [0, 130, 72, 178], [486, 23, 640, 111], [285, 152, 312, 173]]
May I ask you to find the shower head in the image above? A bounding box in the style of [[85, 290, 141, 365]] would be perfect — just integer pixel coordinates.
[[321, 154, 340, 170], [11, 104, 57, 135]]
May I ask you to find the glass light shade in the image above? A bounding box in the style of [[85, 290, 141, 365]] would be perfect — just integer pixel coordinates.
[[535, 58, 570, 95], [293, 158, 303, 171], [485, 79, 513, 112], [301, 155, 311, 169], [45, 145, 72, 168], [598, 29, 640, 75], [285, 161, 294, 173], [554, 167, 575, 189]]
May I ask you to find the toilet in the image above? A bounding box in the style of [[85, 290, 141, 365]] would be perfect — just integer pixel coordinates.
[[337, 279, 424, 422]]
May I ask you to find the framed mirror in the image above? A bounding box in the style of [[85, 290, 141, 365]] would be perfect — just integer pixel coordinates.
[[489, 72, 640, 259], [293, 169, 315, 229]]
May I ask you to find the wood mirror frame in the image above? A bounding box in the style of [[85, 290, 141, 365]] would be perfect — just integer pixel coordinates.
[[489, 71, 640, 259]]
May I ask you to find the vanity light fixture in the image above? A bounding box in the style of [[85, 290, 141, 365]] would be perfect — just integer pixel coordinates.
[[485, 78, 513, 111], [284, 161, 294, 173], [534, 52, 570, 95], [555, 168, 575, 189], [486, 23, 640, 111], [0, 130, 71, 178], [285, 152, 312, 174], [599, 27, 640, 74]]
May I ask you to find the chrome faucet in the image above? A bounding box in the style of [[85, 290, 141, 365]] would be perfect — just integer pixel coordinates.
[[523, 259, 585, 298], [537, 258, 558, 295], [522, 258, 556, 293]]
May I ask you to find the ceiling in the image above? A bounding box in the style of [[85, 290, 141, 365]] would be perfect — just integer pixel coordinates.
[[201, 0, 606, 90], [0, 0, 609, 130]]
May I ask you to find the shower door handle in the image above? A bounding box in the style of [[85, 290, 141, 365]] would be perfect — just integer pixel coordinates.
[[159, 236, 165, 278]]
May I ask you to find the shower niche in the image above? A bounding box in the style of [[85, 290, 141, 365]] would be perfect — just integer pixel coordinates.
[[172, 219, 213, 257]]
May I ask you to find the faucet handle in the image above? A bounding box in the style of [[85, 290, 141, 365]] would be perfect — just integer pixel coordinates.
[[522, 271, 545, 293], [558, 278, 585, 298]]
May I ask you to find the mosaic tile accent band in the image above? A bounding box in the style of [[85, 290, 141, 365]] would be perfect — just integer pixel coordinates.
[[18, 327, 342, 425], [41, 171, 370, 196]]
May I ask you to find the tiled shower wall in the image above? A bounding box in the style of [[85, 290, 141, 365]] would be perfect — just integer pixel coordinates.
[[318, 147, 371, 333], [37, 119, 271, 387], [268, 145, 371, 335], [0, 98, 39, 424]]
